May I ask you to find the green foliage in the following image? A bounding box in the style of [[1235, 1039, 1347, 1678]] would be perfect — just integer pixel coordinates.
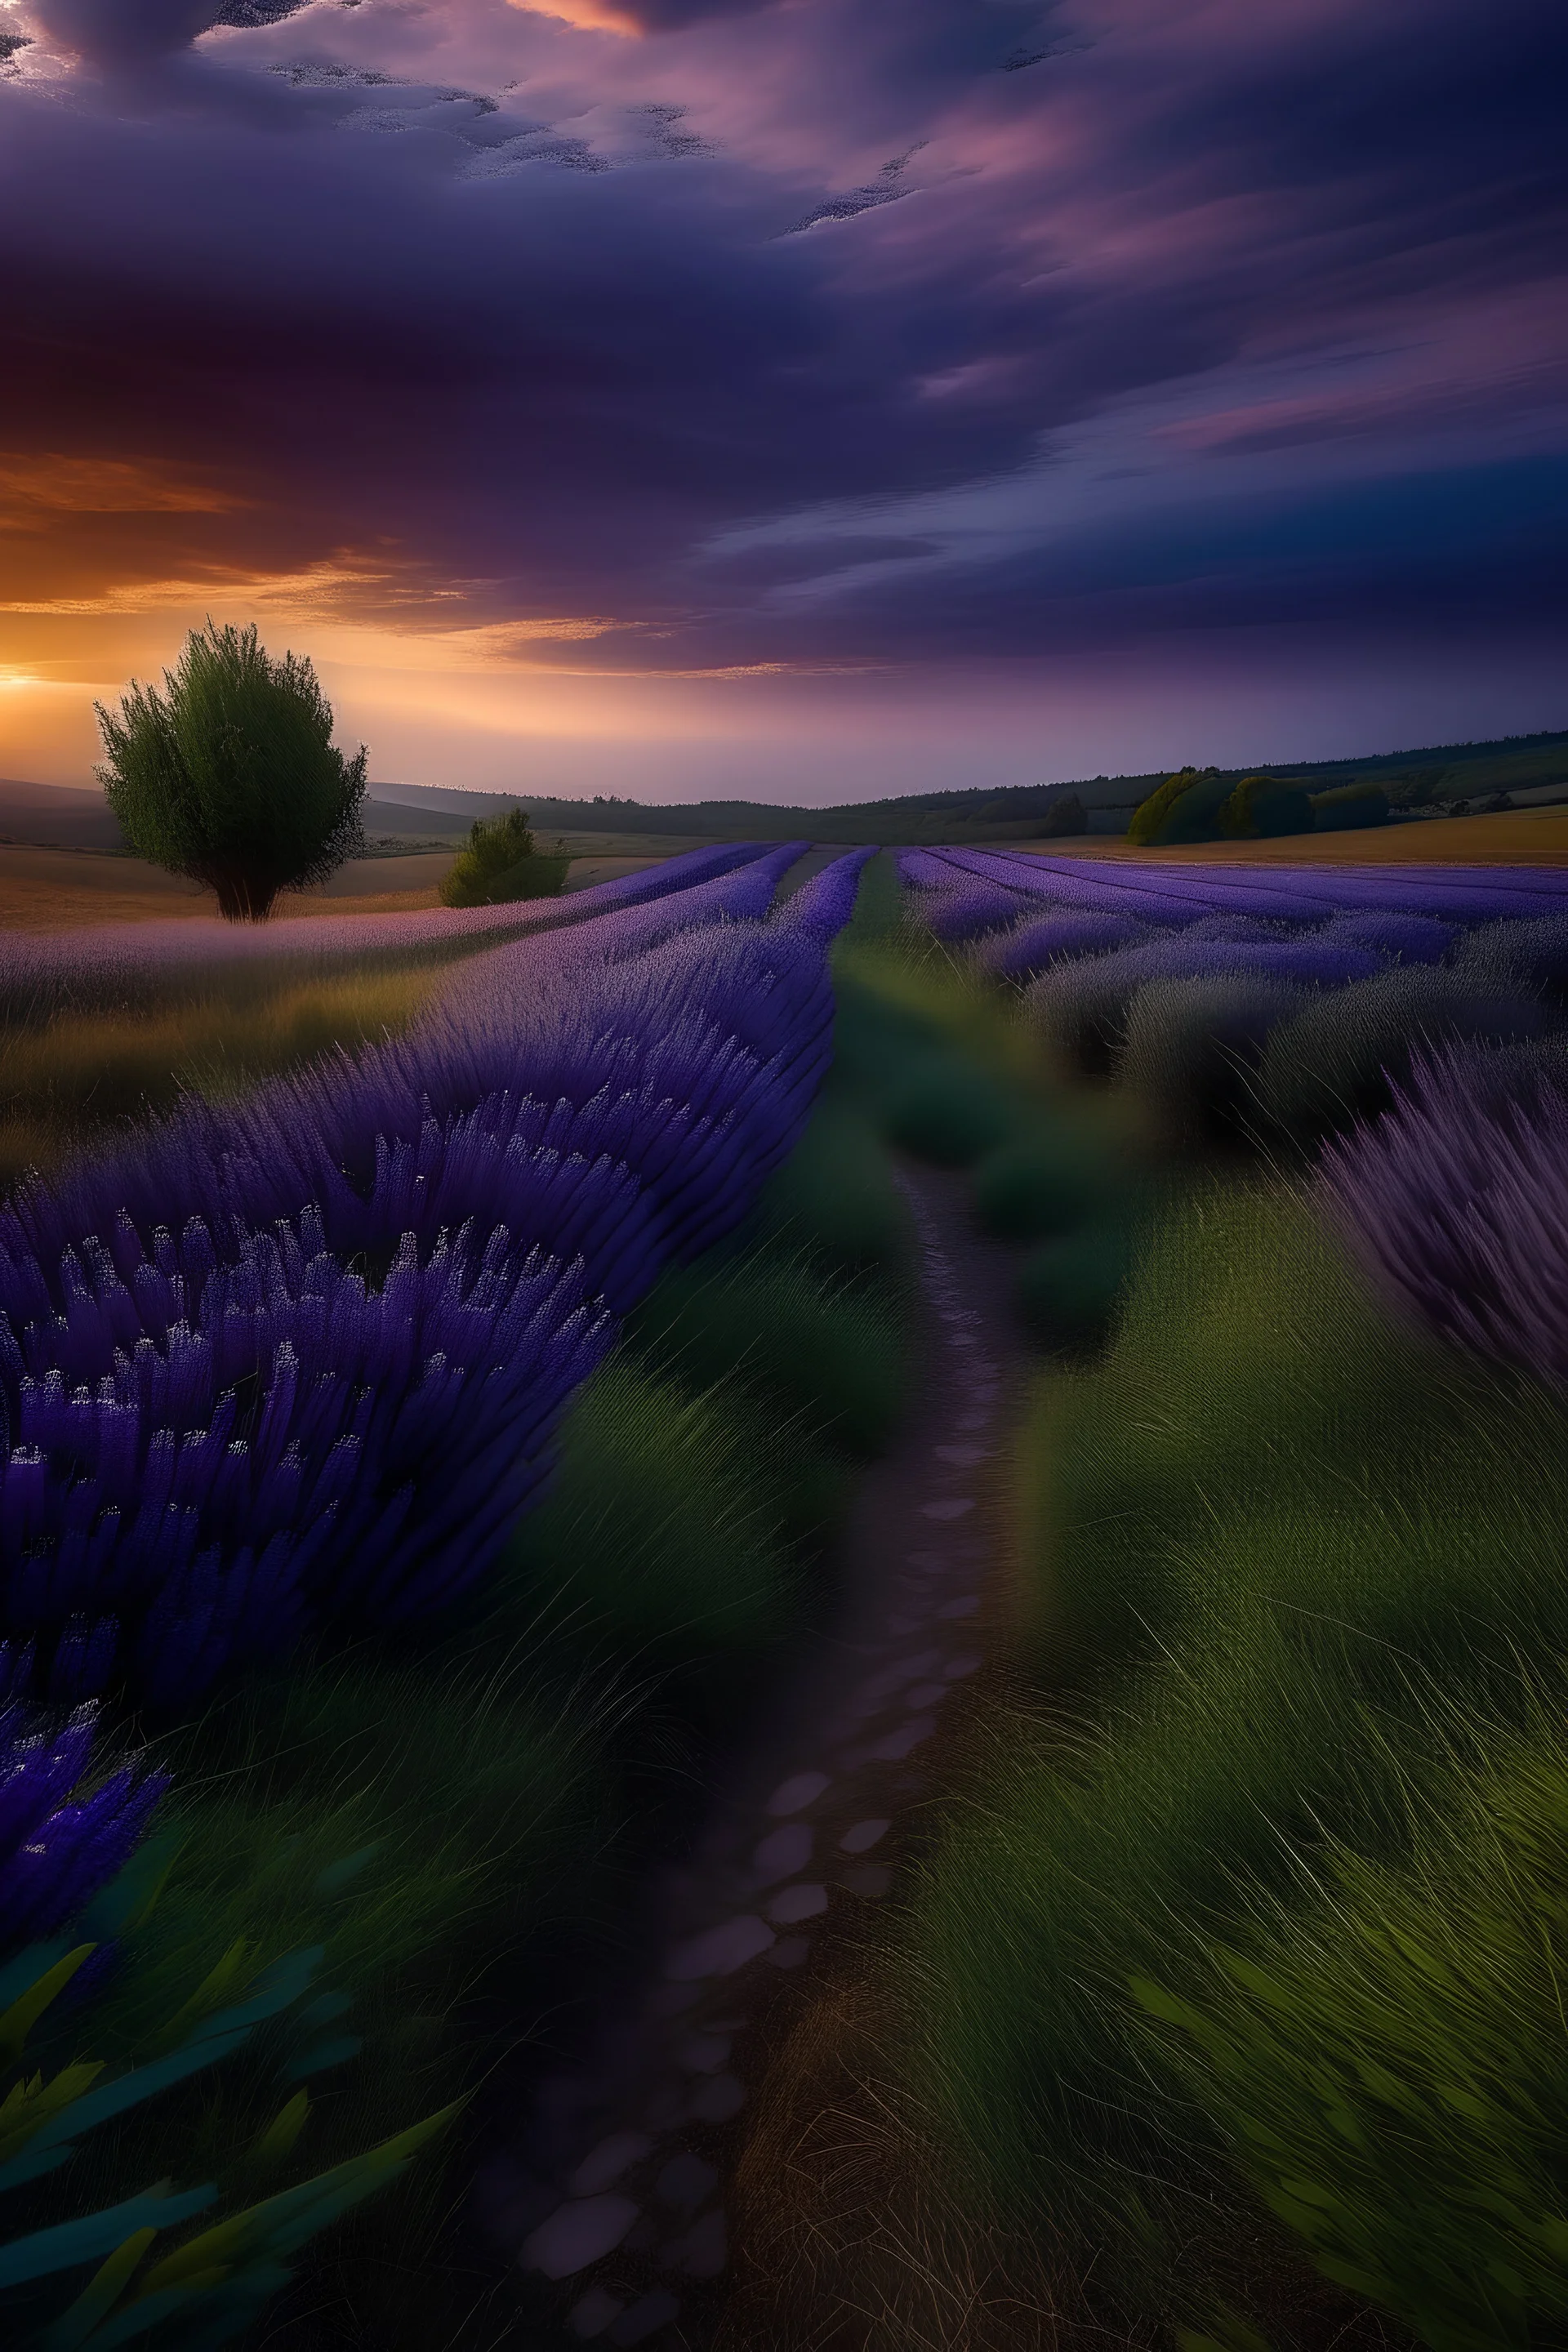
[[1038, 793, 1087, 839], [1014, 1223, 1132, 1352], [1127, 768, 1207, 847], [883, 1055, 1018, 1165], [1255, 965, 1546, 1149], [0, 1847, 457, 2350], [1117, 973, 1307, 1147], [1136, 1707, 1568, 2351], [1310, 782, 1392, 831], [439, 808, 568, 907], [630, 1254, 906, 1461], [901, 1177, 1568, 2333], [970, 1139, 1105, 1241], [503, 1355, 804, 1677], [755, 1092, 914, 1285], [0, 969, 437, 1193], [1214, 775, 1315, 840], [96, 623, 367, 922], [1129, 770, 1312, 847]]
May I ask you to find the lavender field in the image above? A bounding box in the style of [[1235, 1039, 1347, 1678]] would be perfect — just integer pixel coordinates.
[[9, 837, 1568, 2352]]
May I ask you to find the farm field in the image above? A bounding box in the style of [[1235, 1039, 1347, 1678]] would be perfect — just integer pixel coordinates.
[[0, 844, 678, 932], [996, 802, 1568, 864], [7, 835, 1568, 2352]]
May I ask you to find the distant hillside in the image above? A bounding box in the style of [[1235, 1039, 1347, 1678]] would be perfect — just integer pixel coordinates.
[[0, 778, 461, 856], [8, 727, 1566, 855], [371, 728, 1568, 844]]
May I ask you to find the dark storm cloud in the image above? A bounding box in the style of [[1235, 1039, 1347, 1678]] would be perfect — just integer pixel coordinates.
[[1, 0, 1563, 671]]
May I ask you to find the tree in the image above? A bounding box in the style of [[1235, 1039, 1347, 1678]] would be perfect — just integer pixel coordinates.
[[96, 621, 368, 921], [439, 808, 569, 908]]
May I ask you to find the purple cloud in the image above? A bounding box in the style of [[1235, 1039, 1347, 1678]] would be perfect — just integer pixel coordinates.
[[0, 0, 1561, 716]]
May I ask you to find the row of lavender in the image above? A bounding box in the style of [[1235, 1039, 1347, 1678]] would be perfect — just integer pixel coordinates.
[[0, 846, 871, 1949], [902, 844, 1568, 975], [899, 844, 1568, 1140], [0, 841, 773, 1028], [902, 835, 1568, 1411]]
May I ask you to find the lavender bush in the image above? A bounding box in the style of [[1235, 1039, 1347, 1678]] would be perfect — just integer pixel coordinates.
[[0, 1677, 164, 1949], [1118, 973, 1309, 1143], [1322, 1048, 1568, 1390], [979, 911, 1154, 985], [0, 849, 866, 1713]]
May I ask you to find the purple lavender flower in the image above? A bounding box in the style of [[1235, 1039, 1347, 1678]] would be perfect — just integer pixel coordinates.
[[0, 1696, 165, 1949], [1321, 1046, 1568, 1389], [0, 853, 852, 1707], [980, 911, 1153, 984]]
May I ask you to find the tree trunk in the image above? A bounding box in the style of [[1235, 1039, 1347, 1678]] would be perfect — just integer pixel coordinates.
[[212, 871, 278, 921]]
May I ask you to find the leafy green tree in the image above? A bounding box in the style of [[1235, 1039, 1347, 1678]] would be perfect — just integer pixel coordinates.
[[1127, 767, 1205, 846], [96, 621, 368, 921]]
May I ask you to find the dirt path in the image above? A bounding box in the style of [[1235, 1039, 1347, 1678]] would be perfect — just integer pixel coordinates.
[[474, 1166, 1029, 2350]]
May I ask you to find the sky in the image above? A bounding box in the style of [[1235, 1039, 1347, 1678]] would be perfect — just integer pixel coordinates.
[[0, 0, 1563, 805]]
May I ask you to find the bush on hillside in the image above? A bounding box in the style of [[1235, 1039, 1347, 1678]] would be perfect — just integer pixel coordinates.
[[96, 621, 367, 921], [1215, 773, 1316, 839], [1311, 782, 1392, 831], [439, 808, 569, 907], [1038, 792, 1088, 839], [1126, 768, 1213, 847]]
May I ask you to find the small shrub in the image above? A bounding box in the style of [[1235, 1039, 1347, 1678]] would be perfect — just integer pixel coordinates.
[[883, 1053, 1019, 1165], [1457, 913, 1568, 1003], [1016, 1223, 1132, 1352], [1256, 965, 1547, 1149], [1118, 974, 1307, 1147], [971, 1138, 1104, 1241], [439, 809, 568, 908]]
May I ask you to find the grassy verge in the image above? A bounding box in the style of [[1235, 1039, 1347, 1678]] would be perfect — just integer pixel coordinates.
[[0, 966, 443, 1190], [894, 1174, 1568, 2344]]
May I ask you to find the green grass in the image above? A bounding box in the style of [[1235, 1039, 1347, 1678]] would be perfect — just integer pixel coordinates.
[[0, 967, 440, 1188], [831, 922, 1147, 1354], [897, 1175, 1568, 2338], [1135, 1690, 1568, 2352]]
